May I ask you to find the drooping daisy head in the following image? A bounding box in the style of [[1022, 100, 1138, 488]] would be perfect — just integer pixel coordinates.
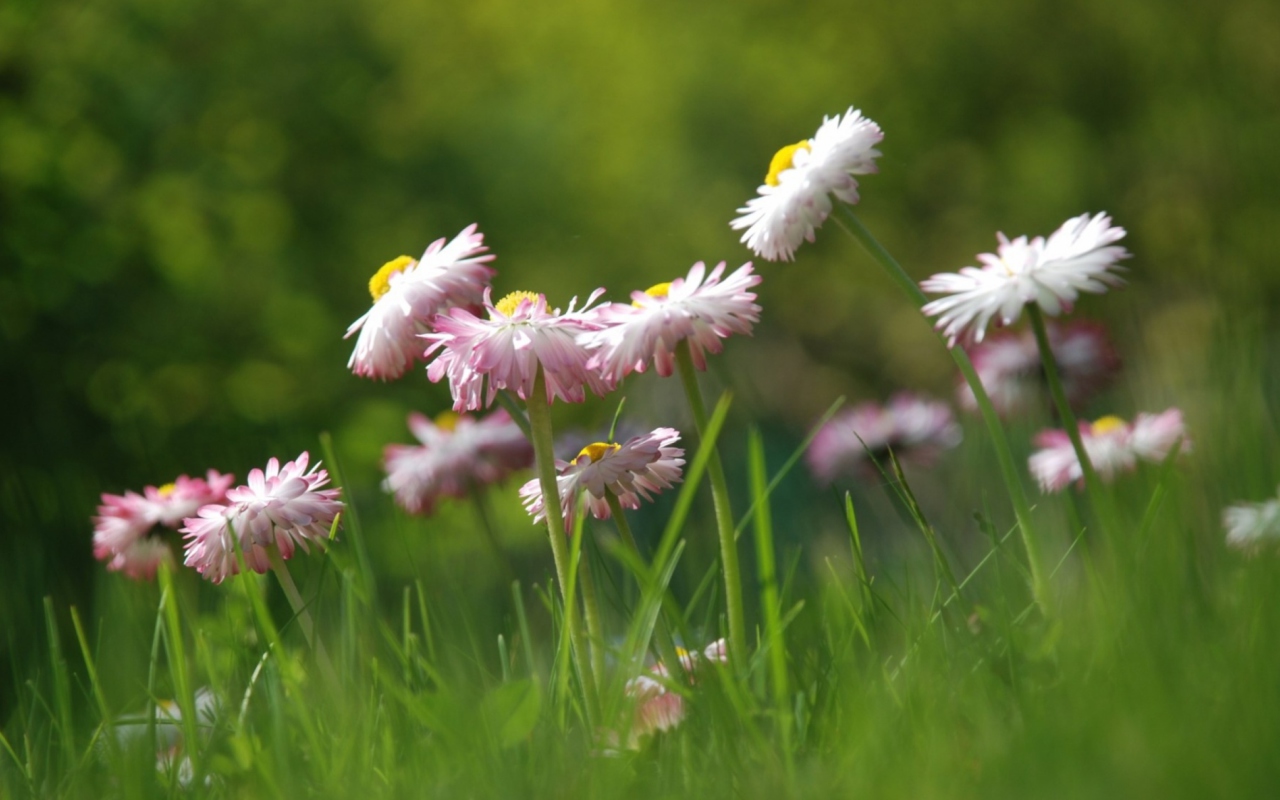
[[731, 107, 884, 262], [960, 320, 1120, 416], [580, 261, 762, 382], [921, 213, 1130, 346], [93, 470, 234, 580], [806, 394, 961, 485], [1028, 409, 1190, 493], [344, 224, 496, 380], [424, 287, 615, 411], [181, 452, 343, 583], [383, 409, 533, 515], [518, 427, 684, 531], [1224, 491, 1280, 552]]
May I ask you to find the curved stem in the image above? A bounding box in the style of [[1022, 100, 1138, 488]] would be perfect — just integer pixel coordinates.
[[267, 546, 338, 687], [835, 205, 1051, 614], [605, 491, 641, 555], [524, 369, 600, 724], [674, 340, 747, 668]]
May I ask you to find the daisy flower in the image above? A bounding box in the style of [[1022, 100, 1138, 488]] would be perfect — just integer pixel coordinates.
[[579, 261, 762, 381], [344, 224, 495, 380], [181, 452, 343, 584], [1223, 491, 1280, 551], [93, 471, 234, 580], [1028, 409, 1190, 493], [518, 428, 684, 531], [806, 394, 961, 484], [731, 107, 884, 261], [383, 409, 533, 515], [921, 213, 1130, 346], [960, 321, 1120, 416], [424, 288, 614, 411], [621, 638, 728, 748]]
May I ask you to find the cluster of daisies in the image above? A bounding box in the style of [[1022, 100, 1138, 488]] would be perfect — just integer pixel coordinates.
[[93, 453, 343, 584]]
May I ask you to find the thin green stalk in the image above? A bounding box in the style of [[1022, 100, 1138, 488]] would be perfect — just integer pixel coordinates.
[[69, 607, 114, 761], [41, 597, 75, 770], [1026, 304, 1115, 535], [267, 546, 339, 687], [674, 340, 747, 668], [835, 205, 1051, 614], [525, 368, 600, 725], [577, 536, 607, 684], [748, 429, 793, 774], [605, 491, 641, 555]]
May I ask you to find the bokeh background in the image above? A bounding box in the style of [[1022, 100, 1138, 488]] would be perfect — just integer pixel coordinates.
[[4, 0, 1280, 715]]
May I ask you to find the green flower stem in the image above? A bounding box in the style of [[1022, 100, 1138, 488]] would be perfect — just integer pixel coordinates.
[[576, 536, 607, 684], [524, 369, 600, 724], [266, 546, 339, 687], [674, 340, 747, 668], [835, 205, 1051, 614], [1026, 304, 1115, 535], [604, 491, 641, 555]]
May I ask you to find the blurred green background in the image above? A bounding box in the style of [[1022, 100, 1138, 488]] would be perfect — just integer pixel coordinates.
[[3, 0, 1279, 715]]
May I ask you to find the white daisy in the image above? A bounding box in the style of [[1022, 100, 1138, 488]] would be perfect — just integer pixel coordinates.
[[344, 224, 495, 380], [921, 213, 1130, 345], [731, 107, 884, 262], [518, 428, 684, 531], [579, 261, 761, 381], [1028, 409, 1189, 493], [1224, 492, 1280, 551]]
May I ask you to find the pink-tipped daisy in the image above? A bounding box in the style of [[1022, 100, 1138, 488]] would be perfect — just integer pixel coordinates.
[[383, 409, 533, 515], [731, 107, 884, 262], [518, 428, 684, 531], [622, 637, 728, 748], [921, 213, 1130, 346], [960, 321, 1120, 416], [579, 261, 762, 381], [806, 394, 961, 484], [1028, 409, 1190, 493], [93, 470, 234, 580], [424, 288, 614, 411], [1224, 490, 1280, 551], [344, 224, 496, 380], [181, 452, 343, 583]]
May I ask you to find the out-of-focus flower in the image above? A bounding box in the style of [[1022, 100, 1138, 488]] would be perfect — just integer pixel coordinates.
[[425, 288, 613, 411], [959, 321, 1120, 416], [806, 395, 961, 484], [1223, 491, 1280, 551], [621, 638, 727, 748], [921, 213, 1130, 346], [383, 409, 533, 514], [93, 471, 234, 580], [518, 428, 684, 530], [181, 452, 343, 583], [580, 261, 761, 381], [344, 224, 495, 380], [731, 107, 883, 261], [112, 688, 218, 787], [1028, 410, 1190, 493]]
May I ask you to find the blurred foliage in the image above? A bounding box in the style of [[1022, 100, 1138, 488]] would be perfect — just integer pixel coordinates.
[[3, 0, 1280, 714]]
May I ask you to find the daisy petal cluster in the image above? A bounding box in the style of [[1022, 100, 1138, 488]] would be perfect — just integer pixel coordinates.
[[921, 213, 1130, 345], [1028, 409, 1190, 493], [1223, 491, 1280, 551], [425, 288, 614, 411], [519, 428, 684, 530], [960, 321, 1120, 416], [731, 107, 884, 261], [580, 261, 762, 381], [806, 394, 961, 484], [383, 409, 533, 515], [181, 452, 343, 583], [344, 224, 496, 380], [622, 639, 727, 749], [93, 470, 234, 580]]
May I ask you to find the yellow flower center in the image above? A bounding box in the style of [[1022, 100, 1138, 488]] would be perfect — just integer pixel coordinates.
[[1091, 415, 1128, 434], [765, 140, 811, 186], [576, 442, 620, 464], [434, 411, 460, 432], [368, 255, 416, 302], [633, 281, 672, 307], [157, 483, 176, 497], [494, 290, 540, 318]]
